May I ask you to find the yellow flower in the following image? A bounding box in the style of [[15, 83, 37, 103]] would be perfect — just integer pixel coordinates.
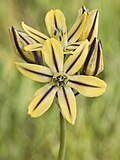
[[9, 8, 88, 63], [15, 38, 107, 124], [22, 9, 87, 49], [22, 6, 99, 52]]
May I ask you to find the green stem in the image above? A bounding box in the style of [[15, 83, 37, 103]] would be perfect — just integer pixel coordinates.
[[57, 113, 67, 160]]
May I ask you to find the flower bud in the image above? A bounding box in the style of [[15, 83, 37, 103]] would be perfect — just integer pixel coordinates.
[[81, 38, 103, 76], [78, 6, 99, 42], [9, 26, 43, 64]]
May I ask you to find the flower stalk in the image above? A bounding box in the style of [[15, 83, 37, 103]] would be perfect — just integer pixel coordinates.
[[57, 112, 67, 160]]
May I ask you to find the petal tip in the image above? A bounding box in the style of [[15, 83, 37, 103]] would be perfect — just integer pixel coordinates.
[[14, 62, 19, 66], [22, 22, 27, 29], [28, 108, 38, 118], [21, 21, 25, 25], [71, 119, 75, 125], [67, 116, 76, 125]]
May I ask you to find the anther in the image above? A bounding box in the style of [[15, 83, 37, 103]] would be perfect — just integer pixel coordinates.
[[53, 75, 68, 87]]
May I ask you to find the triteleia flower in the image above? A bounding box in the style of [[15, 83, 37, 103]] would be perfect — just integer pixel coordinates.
[[81, 37, 103, 76], [20, 6, 99, 53], [9, 8, 88, 63], [15, 38, 107, 124], [22, 9, 87, 50]]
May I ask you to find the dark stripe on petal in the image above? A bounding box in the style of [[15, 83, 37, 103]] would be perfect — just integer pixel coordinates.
[[87, 10, 98, 41], [28, 36, 40, 43], [11, 27, 32, 63], [54, 15, 58, 29], [33, 46, 42, 50], [68, 19, 83, 42], [58, 35, 62, 41], [21, 66, 53, 78], [65, 49, 84, 74], [69, 79, 101, 88], [82, 38, 96, 75], [82, 6, 86, 13], [19, 32, 42, 65], [37, 51, 43, 65], [68, 43, 80, 47], [93, 41, 101, 76], [62, 87, 71, 114], [33, 51, 41, 65], [19, 33, 42, 49], [51, 44, 59, 72], [33, 85, 55, 111], [18, 33, 29, 45], [18, 30, 40, 43], [26, 28, 47, 41], [33, 51, 43, 65], [18, 33, 42, 64], [19, 32, 40, 48]]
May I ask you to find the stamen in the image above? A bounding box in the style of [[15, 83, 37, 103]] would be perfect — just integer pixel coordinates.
[[53, 27, 63, 41], [53, 75, 68, 87]]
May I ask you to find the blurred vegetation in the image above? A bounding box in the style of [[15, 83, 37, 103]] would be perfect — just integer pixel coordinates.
[[0, 0, 120, 160]]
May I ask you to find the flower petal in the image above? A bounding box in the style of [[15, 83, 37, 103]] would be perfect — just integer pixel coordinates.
[[58, 86, 76, 124], [64, 40, 89, 75], [78, 6, 88, 17], [42, 38, 63, 73], [22, 22, 48, 44], [15, 62, 53, 83], [9, 26, 37, 63], [81, 38, 104, 76], [68, 75, 107, 97], [28, 83, 57, 118], [67, 12, 87, 43], [45, 9, 67, 47], [80, 10, 99, 42], [65, 41, 83, 51], [24, 43, 43, 51]]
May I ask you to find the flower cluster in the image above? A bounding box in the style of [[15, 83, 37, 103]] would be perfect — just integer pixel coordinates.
[[10, 6, 107, 124]]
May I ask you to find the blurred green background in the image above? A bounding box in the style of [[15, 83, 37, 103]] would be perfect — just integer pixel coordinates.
[[0, 0, 120, 159]]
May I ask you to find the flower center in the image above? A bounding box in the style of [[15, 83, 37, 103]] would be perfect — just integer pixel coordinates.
[[52, 73, 68, 87]]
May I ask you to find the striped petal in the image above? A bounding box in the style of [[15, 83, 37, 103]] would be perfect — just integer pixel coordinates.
[[81, 38, 104, 76], [58, 86, 76, 124], [24, 43, 43, 51], [63, 51, 73, 55], [67, 12, 87, 44], [80, 9, 99, 42], [9, 26, 38, 63], [22, 22, 48, 44], [28, 83, 57, 118], [78, 6, 88, 17], [68, 75, 107, 97], [45, 9, 67, 47], [42, 38, 63, 73], [64, 40, 89, 75], [65, 41, 83, 51], [15, 62, 53, 83]]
